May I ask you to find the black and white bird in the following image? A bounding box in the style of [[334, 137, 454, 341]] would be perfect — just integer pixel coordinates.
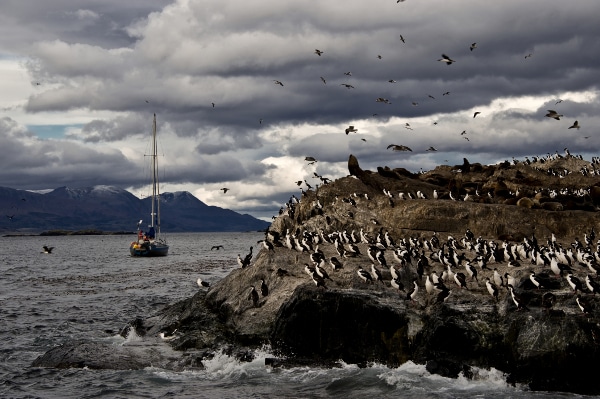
[[566, 273, 584, 294], [545, 110, 563, 120], [568, 120, 580, 130], [529, 272, 542, 289], [371, 264, 383, 283], [585, 274, 600, 295], [454, 272, 468, 289], [406, 280, 419, 302], [508, 284, 528, 311], [357, 267, 373, 283], [387, 144, 412, 152], [485, 277, 499, 301], [197, 278, 210, 288], [437, 54, 455, 65], [42, 245, 54, 254], [329, 257, 344, 271], [249, 286, 259, 307], [391, 277, 405, 292], [260, 279, 269, 296], [576, 294, 593, 314]]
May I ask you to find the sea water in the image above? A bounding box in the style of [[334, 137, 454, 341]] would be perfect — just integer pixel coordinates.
[[0, 232, 587, 398]]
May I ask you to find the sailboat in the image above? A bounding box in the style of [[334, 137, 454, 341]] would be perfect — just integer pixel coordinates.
[[129, 113, 169, 257]]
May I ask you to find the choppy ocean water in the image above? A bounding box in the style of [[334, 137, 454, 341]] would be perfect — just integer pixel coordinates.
[[0, 232, 587, 398]]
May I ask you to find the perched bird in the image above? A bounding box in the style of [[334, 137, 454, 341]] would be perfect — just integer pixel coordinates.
[[566, 273, 584, 293], [576, 294, 593, 314], [314, 49, 324, 56], [529, 272, 542, 289], [220, 188, 229, 194], [545, 110, 563, 120], [159, 330, 178, 341], [387, 144, 413, 152], [371, 264, 383, 283], [260, 279, 269, 296], [273, 80, 284, 86], [568, 120, 580, 129], [541, 292, 556, 312], [508, 284, 529, 311], [329, 257, 343, 271], [585, 274, 600, 295], [438, 54, 455, 65], [485, 278, 499, 301], [357, 267, 373, 283], [391, 277, 405, 291], [197, 278, 210, 288], [470, 42, 477, 51], [345, 125, 358, 135], [406, 280, 419, 302], [249, 286, 259, 307]]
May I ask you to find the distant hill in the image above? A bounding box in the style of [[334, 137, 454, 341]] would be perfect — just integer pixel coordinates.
[[0, 185, 270, 233]]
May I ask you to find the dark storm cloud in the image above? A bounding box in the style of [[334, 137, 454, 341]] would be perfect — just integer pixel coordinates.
[[1, 0, 599, 220]]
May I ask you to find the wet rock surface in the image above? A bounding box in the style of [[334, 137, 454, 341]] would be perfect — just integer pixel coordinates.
[[34, 155, 600, 395]]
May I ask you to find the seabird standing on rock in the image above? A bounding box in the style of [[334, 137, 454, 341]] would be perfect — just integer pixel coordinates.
[[249, 286, 259, 307], [529, 272, 542, 289], [576, 295, 593, 314], [357, 267, 373, 283], [260, 279, 269, 296], [508, 284, 528, 311], [197, 278, 210, 288], [485, 277, 499, 301], [406, 280, 419, 302], [566, 273, 584, 294], [391, 277, 404, 292], [329, 257, 343, 271], [585, 274, 600, 294], [371, 264, 383, 283]]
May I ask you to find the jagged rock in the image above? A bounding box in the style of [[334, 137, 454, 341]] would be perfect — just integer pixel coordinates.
[[32, 155, 600, 395]]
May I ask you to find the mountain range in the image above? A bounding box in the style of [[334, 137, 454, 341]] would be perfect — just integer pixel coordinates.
[[0, 185, 270, 233]]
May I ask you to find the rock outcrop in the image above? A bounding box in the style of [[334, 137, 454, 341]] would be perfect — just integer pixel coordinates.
[[34, 155, 600, 395]]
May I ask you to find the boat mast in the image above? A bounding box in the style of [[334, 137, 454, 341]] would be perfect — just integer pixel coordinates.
[[151, 113, 160, 234]]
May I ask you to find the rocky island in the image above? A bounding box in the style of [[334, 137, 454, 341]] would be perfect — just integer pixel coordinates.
[[33, 154, 600, 395]]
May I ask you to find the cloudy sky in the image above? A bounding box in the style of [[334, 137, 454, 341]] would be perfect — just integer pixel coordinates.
[[1, 0, 599, 221]]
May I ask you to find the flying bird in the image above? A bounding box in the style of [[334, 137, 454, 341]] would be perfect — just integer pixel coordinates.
[[273, 80, 284, 86], [545, 110, 563, 120], [320, 77, 326, 84], [428, 94, 436, 99], [345, 126, 358, 134], [387, 144, 412, 152], [376, 97, 391, 104], [344, 71, 352, 76], [568, 120, 580, 129], [460, 130, 467, 135], [438, 54, 455, 65], [220, 188, 229, 194], [473, 112, 481, 118], [442, 91, 451, 96], [426, 146, 438, 152], [314, 49, 324, 56], [399, 34, 405, 43], [210, 245, 224, 250], [305, 156, 317, 164], [211, 102, 215, 107], [555, 99, 563, 105], [470, 42, 477, 51], [388, 79, 397, 83], [340, 83, 355, 89], [42, 245, 54, 254]]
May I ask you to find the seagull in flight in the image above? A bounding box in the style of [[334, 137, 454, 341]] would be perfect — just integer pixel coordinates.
[[545, 110, 563, 120], [345, 126, 358, 135], [273, 80, 284, 86], [438, 54, 455, 65], [473, 111, 481, 118], [387, 144, 412, 152], [555, 99, 563, 105], [568, 120, 580, 129]]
